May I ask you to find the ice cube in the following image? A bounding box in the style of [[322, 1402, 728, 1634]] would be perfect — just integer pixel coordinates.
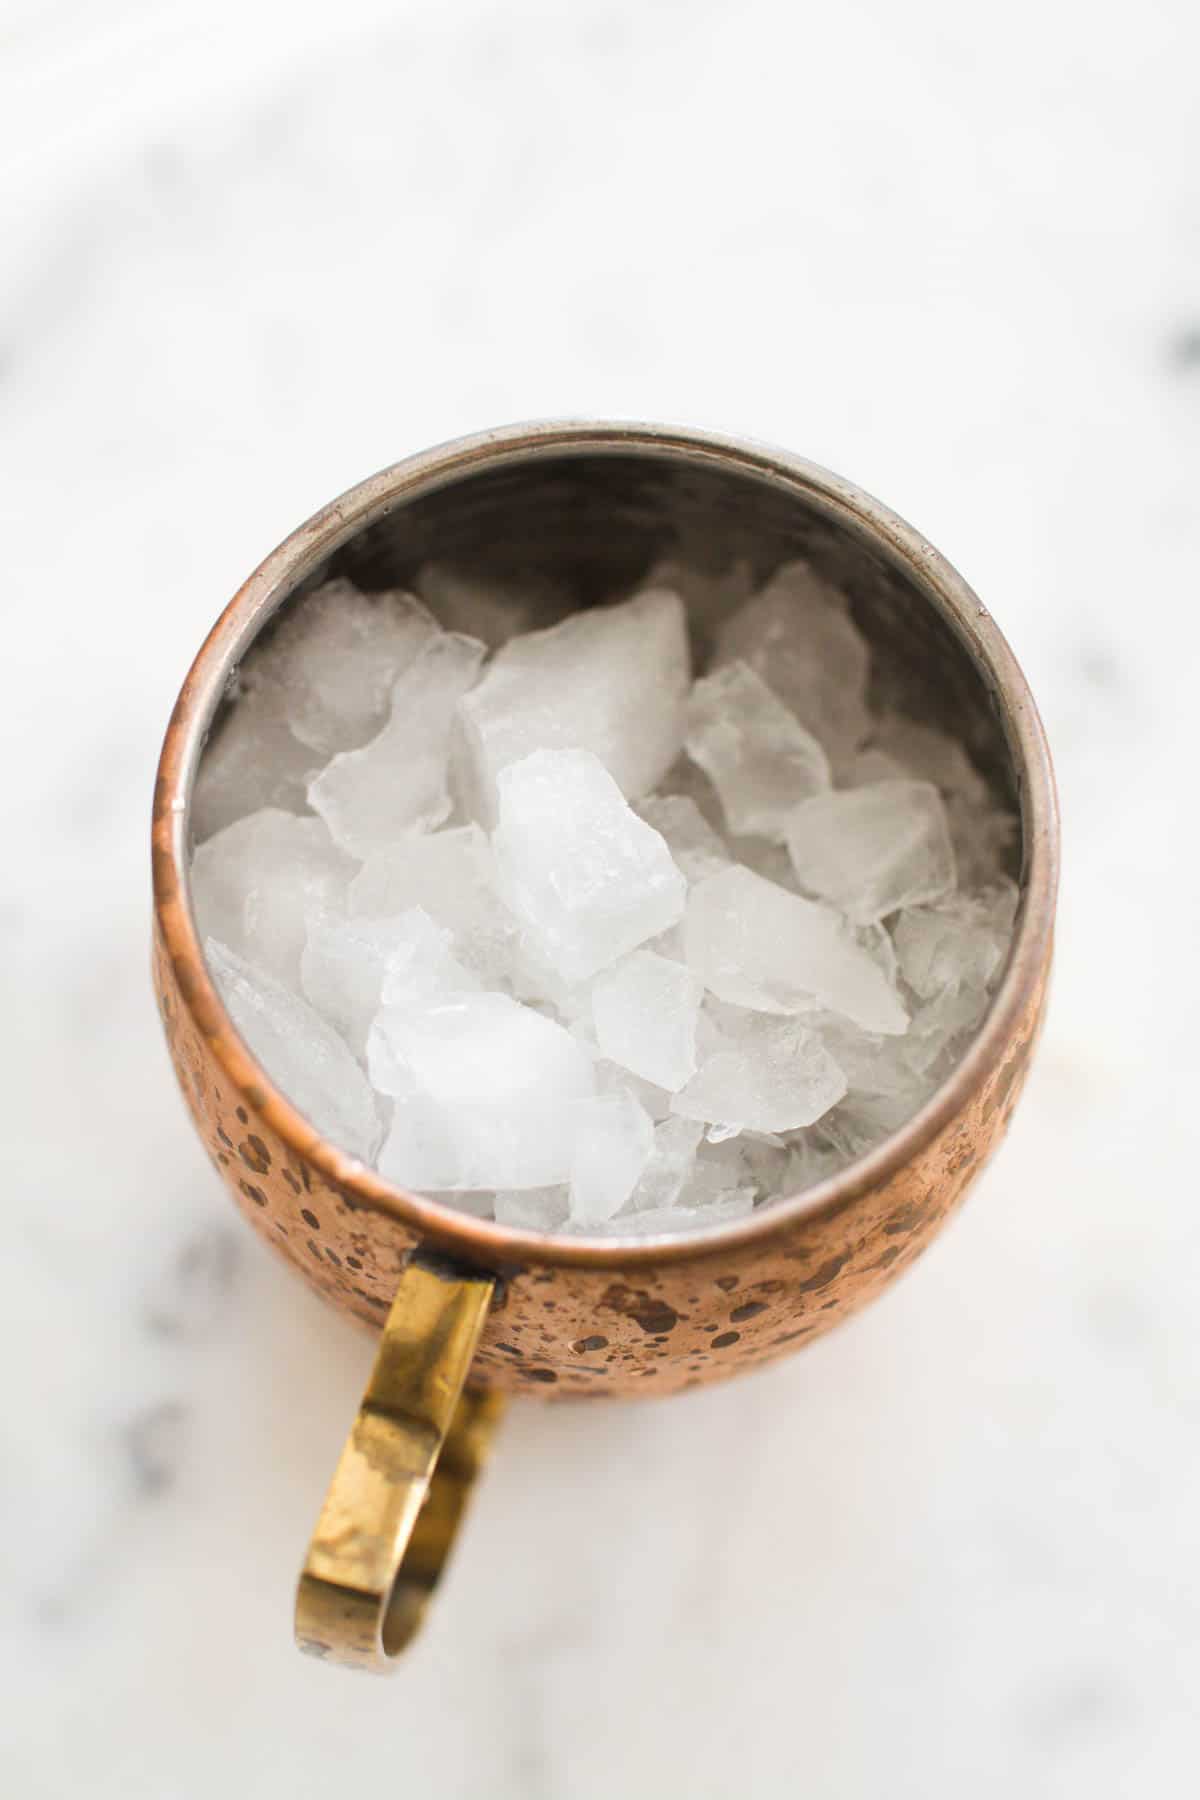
[[492, 749, 687, 984], [785, 780, 956, 923], [590, 949, 703, 1092], [370, 991, 595, 1190], [634, 794, 731, 884], [191, 807, 353, 987], [804, 1012, 915, 1101], [638, 554, 755, 651], [455, 588, 690, 822], [377, 909, 483, 1008], [903, 984, 991, 1076], [191, 688, 317, 843], [685, 661, 830, 840], [781, 1130, 846, 1192], [580, 1191, 756, 1235], [946, 794, 1020, 890], [869, 713, 989, 804], [593, 1060, 674, 1122], [262, 579, 439, 755], [628, 1116, 705, 1211], [205, 938, 379, 1159], [308, 632, 486, 858], [415, 562, 571, 648], [671, 1008, 847, 1134], [300, 914, 411, 1056], [893, 881, 1018, 998], [493, 1187, 571, 1231], [301, 906, 479, 1056], [683, 865, 908, 1033], [714, 559, 872, 763], [654, 755, 726, 832], [568, 1091, 655, 1224], [845, 747, 907, 788], [348, 825, 517, 987]]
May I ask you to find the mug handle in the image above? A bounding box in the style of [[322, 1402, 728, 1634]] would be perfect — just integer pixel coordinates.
[[295, 1253, 504, 1671]]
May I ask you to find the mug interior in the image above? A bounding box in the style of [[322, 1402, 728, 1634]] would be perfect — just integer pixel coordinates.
[[212, 451, 1021, 853]]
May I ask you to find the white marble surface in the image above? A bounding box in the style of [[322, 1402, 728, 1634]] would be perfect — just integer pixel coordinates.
[[2, 2, 1198, 1793]]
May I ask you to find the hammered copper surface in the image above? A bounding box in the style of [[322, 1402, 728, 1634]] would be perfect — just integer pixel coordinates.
[[152, 922, 1047, 1398], [151, 421, 1058, 1402]]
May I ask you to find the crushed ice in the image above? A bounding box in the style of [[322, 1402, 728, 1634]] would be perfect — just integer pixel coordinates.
[[191, 554, 1018, 1237]]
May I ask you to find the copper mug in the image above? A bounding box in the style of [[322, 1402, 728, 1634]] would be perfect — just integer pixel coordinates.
[[151, 421, 1058, 1671]]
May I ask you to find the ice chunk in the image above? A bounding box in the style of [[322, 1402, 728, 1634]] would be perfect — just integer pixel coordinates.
[[456, 588, 690, 821], [308, 632, 486, 858], [714, 559, 871, 762], [594, 1060, 673, 1122], [301, 907, 478, 1056], [301, 914, 411, 1056], [782, 1130, 846, 1192], [846, 748, 907, 788], [629, 1116, 705, 1211], [893, 881, 1018, 998], [377, 909, 483, 1007], [946, 794, 1019, 890], [568, 1091, 655, 1224], [870, 713, 989, 804], [261, 579, 438, 755], [683, 866, 908, 1033], [205, 938, 379, 1159], [671, 1008, 847, 1135], [654, 755, 726, 832], [191, 688, 316, 843], [685, 661, 830, 840], [591, 949, 703, 1092], [492, 749, 687, 983], [804, 1012, 916, 1101], [493, 1187, 571, 1232], [191, 808, 353, 987], [348, 825, 517, 987], [904, 985, 991, 1077], [639, 554, 755, 648], [634, 794, 730, 884], [786, 780, 956, 923], [578, 1191, 756, 1235], [415, 562, 571, 647], [370, 991, 595, 1190]]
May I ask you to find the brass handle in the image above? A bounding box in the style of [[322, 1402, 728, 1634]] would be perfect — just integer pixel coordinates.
[[295, 1256, 503, 1671]]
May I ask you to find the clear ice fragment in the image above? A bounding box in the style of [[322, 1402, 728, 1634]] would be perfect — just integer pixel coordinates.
[[671, 1008, 847, 1134], [714, 559, 872, 763], [205, 938, 379, 1159], [568, 1091, 655, 1224], [786, 780, 956, 923], [191, 807, 353, 987], [415, 562, 571, 647], [492, 749, 687, 984], [308, 632, 486, 858], [683, 865, 907, 1033], [628, 1116, 705, 1211], [370, 991, 595, 1190], [191, 688, 316, 843], [685, 660, 830, 840], [893, 881, 1018, 998], [493, 1187, 572, 1232], [590, 949, 703, 1091], [456, 588, 690, 821], [260, 579, 439, 755], [349, 825, 517, 987], [634, 794, 731, 884]]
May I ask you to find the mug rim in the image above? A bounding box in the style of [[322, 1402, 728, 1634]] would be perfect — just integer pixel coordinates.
[[152, 418, 1059, 1269]]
